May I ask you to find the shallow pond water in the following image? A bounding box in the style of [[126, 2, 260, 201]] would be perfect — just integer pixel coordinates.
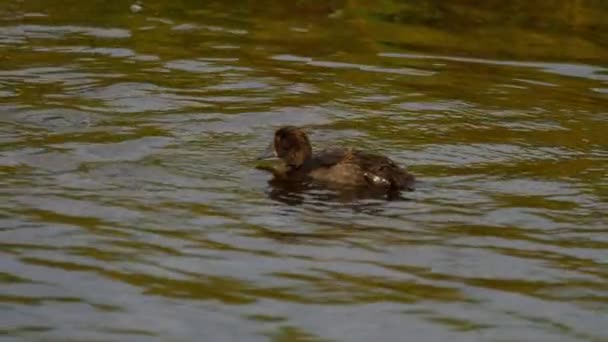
[[1, 1, 607, 341]]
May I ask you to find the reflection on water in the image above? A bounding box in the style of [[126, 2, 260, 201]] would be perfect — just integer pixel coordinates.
[[263, 177, 411, 207], [1, 0, 607, 341]]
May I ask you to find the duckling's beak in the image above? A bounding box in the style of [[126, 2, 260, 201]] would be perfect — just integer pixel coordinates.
[[257, 143, 277, 160]]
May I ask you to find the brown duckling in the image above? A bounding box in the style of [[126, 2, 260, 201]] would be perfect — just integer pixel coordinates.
[[257, 126, 415, 192]]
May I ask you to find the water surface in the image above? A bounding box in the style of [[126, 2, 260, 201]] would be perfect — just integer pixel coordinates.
[[1, 1, 607, 341]]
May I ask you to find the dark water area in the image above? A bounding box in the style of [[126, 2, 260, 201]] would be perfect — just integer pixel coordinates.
[[1, 1, 607, 341]]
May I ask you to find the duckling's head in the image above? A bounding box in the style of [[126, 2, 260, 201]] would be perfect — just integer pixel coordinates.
[[258, 126, 312, 168]]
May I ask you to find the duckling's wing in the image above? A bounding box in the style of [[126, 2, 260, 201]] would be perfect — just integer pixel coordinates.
[[352, 151, 415, 191]]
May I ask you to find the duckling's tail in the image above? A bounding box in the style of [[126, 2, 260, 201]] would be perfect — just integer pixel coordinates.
[[390, 171, 415, 191]]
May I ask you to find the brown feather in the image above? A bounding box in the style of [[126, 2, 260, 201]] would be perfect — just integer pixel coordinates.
[[260, 126, 415, 192]]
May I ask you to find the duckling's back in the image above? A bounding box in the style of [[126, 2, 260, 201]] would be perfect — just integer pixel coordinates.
[[306, 148, 415, 191]]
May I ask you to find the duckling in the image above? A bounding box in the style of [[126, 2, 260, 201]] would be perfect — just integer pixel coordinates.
[[257, 126, 415, 192]]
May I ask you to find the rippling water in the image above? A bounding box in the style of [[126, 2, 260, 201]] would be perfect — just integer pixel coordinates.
[[1, 1, 607, 341]]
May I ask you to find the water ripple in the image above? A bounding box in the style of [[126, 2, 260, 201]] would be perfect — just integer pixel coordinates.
[[1, 2, 607, 342]]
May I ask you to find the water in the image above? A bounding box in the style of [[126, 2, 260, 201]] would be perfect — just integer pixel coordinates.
[[1, 1, 607, 341]]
